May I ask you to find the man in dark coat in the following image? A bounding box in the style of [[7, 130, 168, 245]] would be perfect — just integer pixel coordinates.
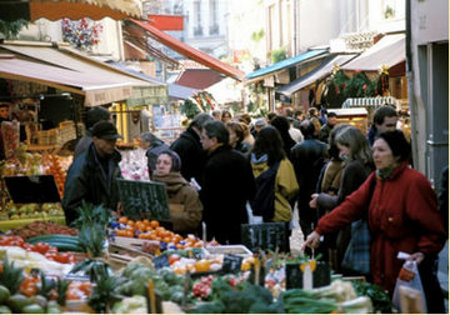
[[74, 106, 113, 159], [63, 121, 122, 225], [200, 121, 255, 244], [291, 120, 328, 237], [170, 113, 213, 186], [0, 102, 11, 160], [319, 112, 337, 143]]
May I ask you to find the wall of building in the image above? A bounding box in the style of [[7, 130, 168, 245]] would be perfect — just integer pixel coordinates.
[[17, 18, 124, 61], [226, 0, 266, 70], [183, 0, 228, 58], [410, 0, 448, 187]]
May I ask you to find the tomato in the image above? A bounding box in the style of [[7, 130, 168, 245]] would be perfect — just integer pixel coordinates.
[[22, 243, 34, 251], [22, 285, 38, 297], [79, 282, 93, 296], [34, 242, 50, 255], [53, 253, 70, 264], [66, 288, 85, 300], [168, 254, 180, 265]]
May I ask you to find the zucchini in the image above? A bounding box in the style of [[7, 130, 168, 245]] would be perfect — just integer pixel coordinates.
[[27, 235, 79, 245]]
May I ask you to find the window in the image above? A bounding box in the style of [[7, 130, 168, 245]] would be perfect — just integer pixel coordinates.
[[194, 0, 203, 36], [209, 0, 219, 35]]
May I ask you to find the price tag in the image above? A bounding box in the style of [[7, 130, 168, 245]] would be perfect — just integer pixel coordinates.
[[221, 255, 243, 274]]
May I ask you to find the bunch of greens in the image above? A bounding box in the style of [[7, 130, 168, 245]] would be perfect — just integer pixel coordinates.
[[71, 202, 113, 230], [352, 280, 392, 313], [189, 278, 283, 313], [88, 274, 124, 313]]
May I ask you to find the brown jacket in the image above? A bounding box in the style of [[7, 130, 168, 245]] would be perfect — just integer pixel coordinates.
[[153, 172, 203, 234]]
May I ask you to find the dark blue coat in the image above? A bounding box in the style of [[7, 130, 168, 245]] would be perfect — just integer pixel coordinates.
[[62, 143, 122, 225]]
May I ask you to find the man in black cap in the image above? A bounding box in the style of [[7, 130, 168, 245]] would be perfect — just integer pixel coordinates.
[[63, 121, 123, 224], [74, 106, 113, 159]]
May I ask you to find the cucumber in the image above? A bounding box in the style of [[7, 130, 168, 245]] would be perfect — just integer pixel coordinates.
[[27, 235, 79, 245]]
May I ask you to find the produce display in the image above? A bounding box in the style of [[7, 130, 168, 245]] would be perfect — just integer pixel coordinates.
[[112, 217, 218, 251], [8, 221, 77, 240], [0, 198, 392, 313], [2, 203, 65, 221], [1, 121, 20, 160], [42, 155, 69, 198]]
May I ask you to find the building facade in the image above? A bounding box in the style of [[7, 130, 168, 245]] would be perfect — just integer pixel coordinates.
[[183, 0, 228, 58], [408, 0, 448, 187]]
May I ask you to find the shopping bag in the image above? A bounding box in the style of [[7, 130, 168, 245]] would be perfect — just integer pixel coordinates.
[[392, 252, 427, 313], [341, 219, 371, 276]]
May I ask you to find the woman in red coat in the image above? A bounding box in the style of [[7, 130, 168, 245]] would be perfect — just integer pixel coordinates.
[[303, 130, 446, 312]]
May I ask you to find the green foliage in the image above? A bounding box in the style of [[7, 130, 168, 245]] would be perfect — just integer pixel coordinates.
[[324, 70, 390, 108], [180, 91, 216, 119], [180, 98, 201, 120], [77, 223, 106, 258], [71, 201, 113, 230], [88, 275, 124, 313], [0, 19, 29, 39], [0, 256, 23, 294], [271, 47, 287, 64], [352, 281, 392, 313], [251, 29, 265, 42]]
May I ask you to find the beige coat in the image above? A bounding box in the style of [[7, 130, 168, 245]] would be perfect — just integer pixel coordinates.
[[153, 172, 203, 234]]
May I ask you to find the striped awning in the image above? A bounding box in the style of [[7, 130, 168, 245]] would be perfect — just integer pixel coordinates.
[[342, 96, 399, 108]]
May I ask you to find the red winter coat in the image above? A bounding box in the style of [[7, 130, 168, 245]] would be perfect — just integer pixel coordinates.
[[316, 163, 446, 293]]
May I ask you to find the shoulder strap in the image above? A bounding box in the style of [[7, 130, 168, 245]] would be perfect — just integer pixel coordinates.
[[367, 174, 377, 205]]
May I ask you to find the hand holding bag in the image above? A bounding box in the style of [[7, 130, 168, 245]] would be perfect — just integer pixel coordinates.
[[392, 252, 427, 313]]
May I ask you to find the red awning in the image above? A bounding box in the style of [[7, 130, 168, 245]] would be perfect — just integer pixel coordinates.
[[147, 15, 184, 31], [176, 69, 224, 90], [128, 19, 244, 81]]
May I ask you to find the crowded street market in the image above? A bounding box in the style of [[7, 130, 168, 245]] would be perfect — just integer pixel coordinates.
[[0, 0, 447, 313]]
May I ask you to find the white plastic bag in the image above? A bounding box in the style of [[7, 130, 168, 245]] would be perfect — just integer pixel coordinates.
[[392, 252, 427, 313]]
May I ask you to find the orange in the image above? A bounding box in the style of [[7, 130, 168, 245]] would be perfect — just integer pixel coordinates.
[[150, 220, 159, 228], [118, 217, 128, 224], [135, 223, 146, 231], [143, 219, 150, 227], [146, 227, 154, 232], [125, 230, 134, 238], [127, 220, 135, 227]]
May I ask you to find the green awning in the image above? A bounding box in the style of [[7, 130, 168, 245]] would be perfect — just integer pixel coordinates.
[[127, 85, 168, 107]]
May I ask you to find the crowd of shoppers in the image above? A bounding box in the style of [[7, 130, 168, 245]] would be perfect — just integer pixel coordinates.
[[63, 104, 447, 312]]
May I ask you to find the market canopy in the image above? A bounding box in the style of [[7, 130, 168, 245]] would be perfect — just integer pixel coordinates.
[[276, 54, 357, 97], [0, 41, 165, 106], [244, 49, 328, 84], [126, 19, 245, 81], [340, 34, 405, 72], [0, 0, 142, 22], [0, 55, 133, 106]]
